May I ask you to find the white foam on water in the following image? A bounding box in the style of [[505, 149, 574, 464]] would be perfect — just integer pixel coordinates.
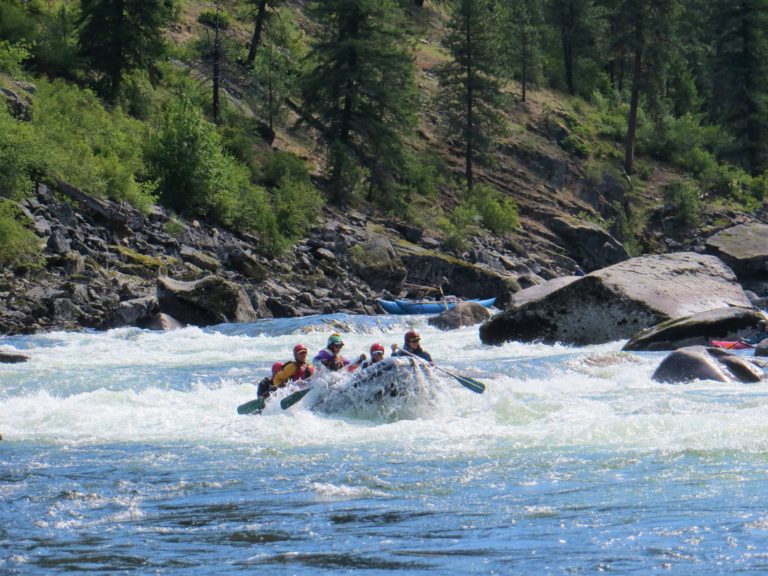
[[2, 320, 767, 453]]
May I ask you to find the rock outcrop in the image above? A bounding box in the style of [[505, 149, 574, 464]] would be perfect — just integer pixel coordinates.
[[652, 345, 764, 384], [623, 307, 764, 351], [157, 275, 258, 326], [427, 302, 494, 330], [706, 223, 768, 284], [480, 252, 752, 346]]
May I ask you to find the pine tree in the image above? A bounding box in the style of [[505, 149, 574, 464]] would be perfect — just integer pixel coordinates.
[[301, 0, 419, 205], [245, 0, 284, 67], [710, 0, 768, 174], [251, 10, 302, 133], [436, 0, 507, 191], [599, 0, 679, 175], [499, 0, 544, 102], [547, 0, 595, 96], [77, 0, 171, 101]]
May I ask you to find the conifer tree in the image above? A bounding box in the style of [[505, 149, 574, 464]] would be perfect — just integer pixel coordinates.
[[301, 0, 419, 205], [77, 0, 171, 101], [499, 0, 544, 102], [599, 0, 679, 175], [710, 0, 768, 174], [245, 0, 284, 67], [547, 0, 598, 96], [436, 0, 506, 191]]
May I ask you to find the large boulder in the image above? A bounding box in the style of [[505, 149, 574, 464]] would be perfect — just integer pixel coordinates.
[[428, 302, 494, 331], [480, 252, 752, 346], [705, 223, 768, 282], [157, 275, 258, 326], [623, 307, 764, 351], [652, 345, 764, 384], [350, 236, 407, 293], [549, 216, 630, 271], [508, 276, 579, 308], [102, 296, 159, 329], [396, 243, 519, 308]]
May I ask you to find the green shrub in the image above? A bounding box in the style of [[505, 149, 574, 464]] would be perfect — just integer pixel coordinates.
[[261, 151, 311, 188], [30, 79, 154, 210], [145, 95, 236, 219], [0, 199, 44, 269], [0, 39, 30, 75], [198, 9, 230, 29], [475, 184, 519, 234], [663, 180, 701, 230], [271, 178, 323, 243], [0, 104, 37, 200]]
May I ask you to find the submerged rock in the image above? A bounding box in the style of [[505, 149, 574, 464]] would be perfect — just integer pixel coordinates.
[[428, 302, 493, 331], [623, 307, 764, 351], [0, 351, 30, 363], [652, 345, 764, 384]]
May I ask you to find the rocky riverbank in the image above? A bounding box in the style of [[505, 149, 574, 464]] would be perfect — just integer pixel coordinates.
[[2, 180, 767, 338]]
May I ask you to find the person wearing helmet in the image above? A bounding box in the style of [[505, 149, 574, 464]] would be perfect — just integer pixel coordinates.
[[273, 343, 315, 389], [740, 319, 768, 346], [392, 329, 432, 362], [360, 342, 386, 369], [256, 362, 284, 398], [313, 333, 366, 371]]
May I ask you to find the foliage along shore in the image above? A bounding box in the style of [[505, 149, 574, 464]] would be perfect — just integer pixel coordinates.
[[1, 0, 768, 334]]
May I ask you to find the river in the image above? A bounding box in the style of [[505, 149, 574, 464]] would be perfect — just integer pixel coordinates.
[[2, 313, 768, 574]]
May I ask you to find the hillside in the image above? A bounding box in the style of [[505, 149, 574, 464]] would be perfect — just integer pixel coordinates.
[[0, 0, 766, 334]]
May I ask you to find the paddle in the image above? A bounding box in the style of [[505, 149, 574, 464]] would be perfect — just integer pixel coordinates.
[[236, 397, 265, 415], [395, 347, 486, 394], [280, 386, 312, 409], [280, 354, 368, 410]]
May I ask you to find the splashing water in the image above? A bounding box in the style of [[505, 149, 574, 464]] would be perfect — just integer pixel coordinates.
[[2, 313, 768, 574]]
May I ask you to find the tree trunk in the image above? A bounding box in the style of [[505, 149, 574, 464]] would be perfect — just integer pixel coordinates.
[[212, 17, 221, 125], [246, 0, 268, 66], [624, 43, 642, 175], [521, 34, 528, 102], [465, 11, 474, 192], [561, 1, 575, 95]]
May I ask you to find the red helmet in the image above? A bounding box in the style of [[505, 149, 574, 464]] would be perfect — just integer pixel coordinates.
[[271, 362, 283, 376], [370, 342, 385, 355], [404, 330, 420, 344], [293, 343, 308, 357]]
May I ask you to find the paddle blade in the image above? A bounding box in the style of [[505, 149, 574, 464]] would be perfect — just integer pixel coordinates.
[[455, 375, 485, 394], [237, 397, 265, 415], [280, 387, 312, 410]]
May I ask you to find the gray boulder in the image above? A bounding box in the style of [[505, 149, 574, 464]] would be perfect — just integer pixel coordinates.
[[623, 307, 764, 351], [139, 312, 184, 331], [652, 345, 764, 384], [157, 275, 258, 326], [706, 223, 768, 281], [396, 244, 519, 308], [508, 276, 579, 309], [428, 302, 494, 331], [480, 252, 752, 346], [350, 236, 407, 293], [102, 296, 160, 329], [549, 216, 629, 271], [755, 339, 768, 357]]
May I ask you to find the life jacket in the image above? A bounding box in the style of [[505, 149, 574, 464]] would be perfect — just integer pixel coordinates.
[[395, 345, 432, 362], [313, 348, 350, 371], [273, 361, 315, 388], [256, 375, 275, 398]]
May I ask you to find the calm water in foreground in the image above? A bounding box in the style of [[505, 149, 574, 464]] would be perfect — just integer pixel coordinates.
[[3, 314, 768, 575]]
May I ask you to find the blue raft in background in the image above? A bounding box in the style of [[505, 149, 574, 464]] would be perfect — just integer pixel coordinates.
[[377, 297, 496, 315]]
